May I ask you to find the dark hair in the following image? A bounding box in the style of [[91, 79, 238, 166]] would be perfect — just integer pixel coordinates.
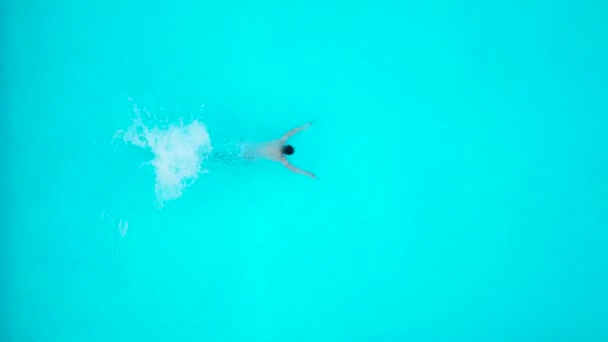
[[282, 145, 295, 155]]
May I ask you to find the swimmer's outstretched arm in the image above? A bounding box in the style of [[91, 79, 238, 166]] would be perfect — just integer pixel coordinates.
[[280, 157, 316, 179], [281, 122, 312, 143]]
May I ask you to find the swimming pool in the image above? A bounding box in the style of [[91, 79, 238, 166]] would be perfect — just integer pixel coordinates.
[[4, 0, 608, 341]]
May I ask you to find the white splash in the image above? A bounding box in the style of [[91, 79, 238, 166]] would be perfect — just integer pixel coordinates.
[[115, 100, 212, 203]]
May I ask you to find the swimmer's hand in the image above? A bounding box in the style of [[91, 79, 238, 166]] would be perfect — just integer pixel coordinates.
[[303, 170, 317, 179], [281, 157, 317, 179], [302, 171, 317, 179], [281, 121, 313, 142]]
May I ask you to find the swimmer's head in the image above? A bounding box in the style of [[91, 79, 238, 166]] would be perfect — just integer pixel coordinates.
[[282, 145, 295, 155]]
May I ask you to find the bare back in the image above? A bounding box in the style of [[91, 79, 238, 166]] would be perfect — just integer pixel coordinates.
[[241, 140, 282, 161], [241, 122, 316, 179]]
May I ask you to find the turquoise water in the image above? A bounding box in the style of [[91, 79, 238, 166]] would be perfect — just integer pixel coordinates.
[[4, 0, 608, 341]]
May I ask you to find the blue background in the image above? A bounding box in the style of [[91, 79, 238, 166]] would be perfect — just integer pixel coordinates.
[[3, 0, 608, 341]]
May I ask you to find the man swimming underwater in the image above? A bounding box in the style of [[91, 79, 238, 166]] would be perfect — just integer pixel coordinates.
[[242, 122, 316, 179]]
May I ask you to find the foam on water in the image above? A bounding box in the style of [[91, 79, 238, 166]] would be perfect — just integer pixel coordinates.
[[114, 100, 212, 204]]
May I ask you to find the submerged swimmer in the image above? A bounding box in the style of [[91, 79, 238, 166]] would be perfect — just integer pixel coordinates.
[[243, 122, 316, 179]]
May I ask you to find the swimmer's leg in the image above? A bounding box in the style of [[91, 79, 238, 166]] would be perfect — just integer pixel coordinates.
[[209, 151, 238, 165], [209, 150, 254, 166], [237, 142, 259, 162]]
